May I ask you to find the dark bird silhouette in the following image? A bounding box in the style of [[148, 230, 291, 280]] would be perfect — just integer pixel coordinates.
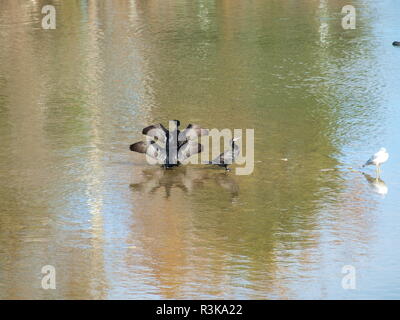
[[130, 120, 208, 169], [393, 41, 400, 46], [206, 137, 240, 171]]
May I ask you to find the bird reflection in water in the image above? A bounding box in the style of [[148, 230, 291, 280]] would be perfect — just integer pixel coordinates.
[[363, 173, 388, 197], [130, 167, 239, 200]]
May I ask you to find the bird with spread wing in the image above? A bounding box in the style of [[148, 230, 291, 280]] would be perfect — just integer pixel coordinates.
[[129, 120, 208, 169]]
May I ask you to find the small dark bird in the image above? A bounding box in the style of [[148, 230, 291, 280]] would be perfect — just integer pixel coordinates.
[[206, 137, 240, 171], [393, 41, 400, 46], [130, 120, 208, 169]]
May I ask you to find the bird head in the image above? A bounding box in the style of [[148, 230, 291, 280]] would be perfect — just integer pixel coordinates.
[[169, 120, 181, 132]]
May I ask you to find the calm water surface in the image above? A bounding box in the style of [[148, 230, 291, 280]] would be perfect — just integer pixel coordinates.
[[1, 0, 400, 299]]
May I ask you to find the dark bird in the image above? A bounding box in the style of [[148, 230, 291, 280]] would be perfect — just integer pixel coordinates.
[[130, 120, 208, 169], [393, 41, 400, 46], [206, 137, 240, 171]]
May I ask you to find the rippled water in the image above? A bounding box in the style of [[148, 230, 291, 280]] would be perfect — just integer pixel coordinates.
[[1, 0, 400, 299]]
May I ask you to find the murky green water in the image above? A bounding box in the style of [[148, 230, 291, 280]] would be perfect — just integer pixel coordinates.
[[1, 0, 400, 299]]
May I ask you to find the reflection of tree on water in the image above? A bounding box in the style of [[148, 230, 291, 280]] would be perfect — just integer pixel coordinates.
[[130, 166, 239, 200], [128, 166, 241, 298]]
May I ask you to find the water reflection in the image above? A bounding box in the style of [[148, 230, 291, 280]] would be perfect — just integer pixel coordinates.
[[363, 173, 388, 197], [130, 166, 239, 200]]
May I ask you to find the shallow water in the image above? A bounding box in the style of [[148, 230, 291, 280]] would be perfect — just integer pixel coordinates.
[[1, 0, 400, 299]]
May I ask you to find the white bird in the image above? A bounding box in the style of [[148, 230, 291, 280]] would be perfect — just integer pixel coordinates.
[[363, 147, 389, 177]]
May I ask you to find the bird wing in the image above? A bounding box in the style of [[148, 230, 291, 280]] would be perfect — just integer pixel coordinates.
[[178, 124, 209, 141], [130, 141, 166, 161], [210, 151, 227, 164], [178, 141, 203, 163], [365, 150, 380, 166], [364, 156, 374, 166], [142, 123, 168, 142], [211, 144, 239, 165]]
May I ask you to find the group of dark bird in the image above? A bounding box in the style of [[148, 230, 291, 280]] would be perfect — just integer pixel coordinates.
[[129, 120, 240, 171]]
